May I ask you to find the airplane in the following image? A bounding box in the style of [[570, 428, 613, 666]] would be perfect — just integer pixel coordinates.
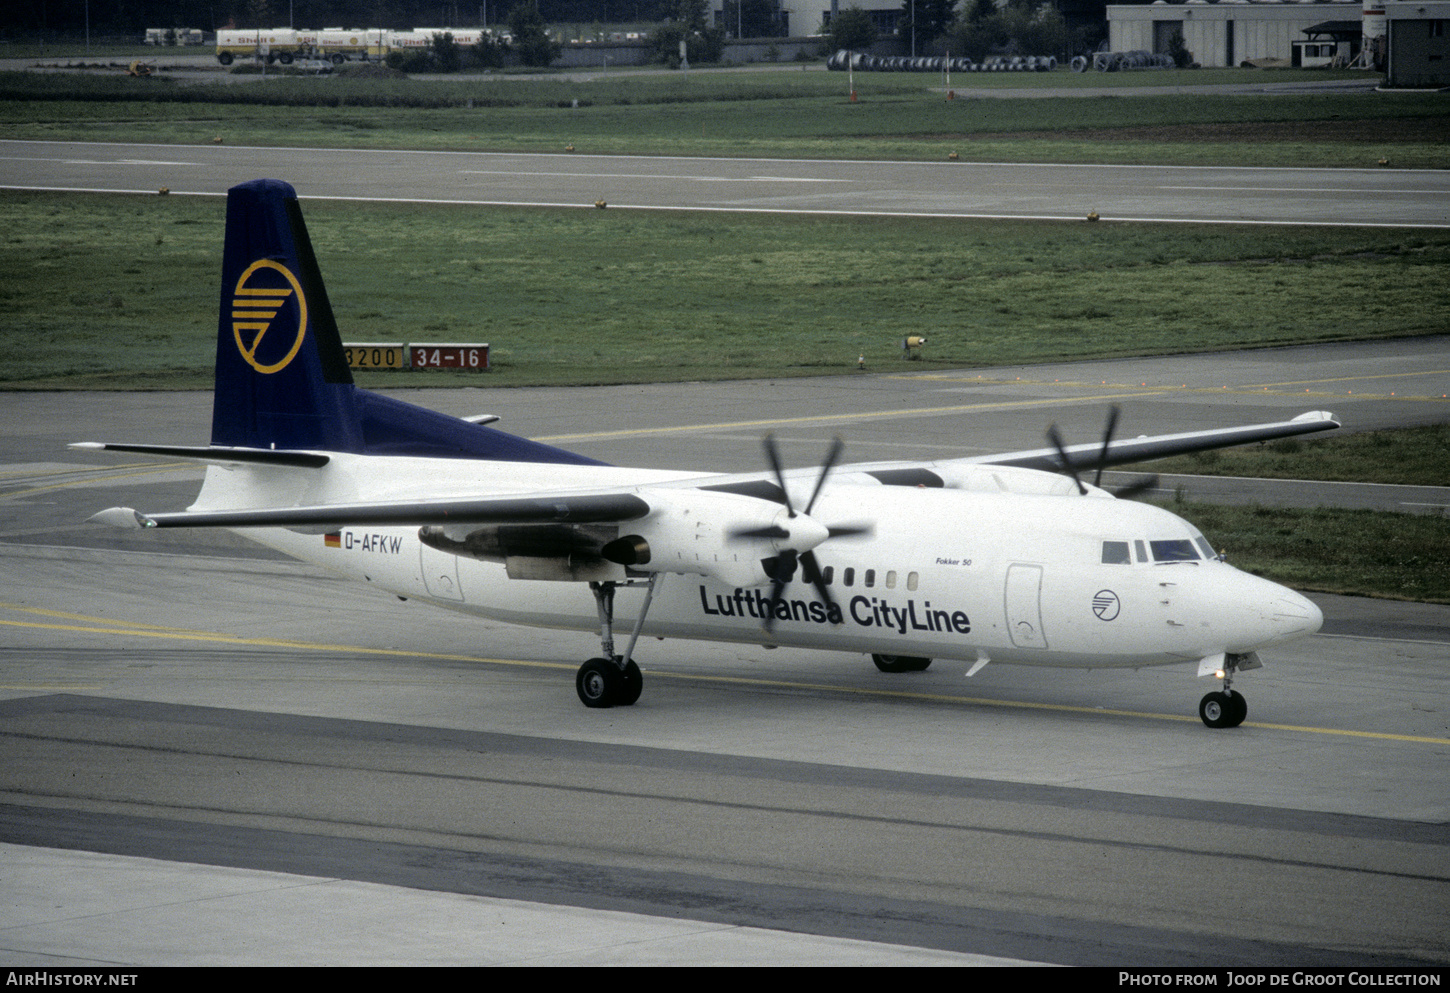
[[79, 178, 1339, 729]]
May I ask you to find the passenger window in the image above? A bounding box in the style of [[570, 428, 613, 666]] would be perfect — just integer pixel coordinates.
[[843, 567, 855, 587], [822, 566, 834, 585], [1150, 539, 1199, 562], [1101, 541, 1131, 564], [885, 570, 897, 589], [906, 571, 919, 591], [864, 569, 876, 588]]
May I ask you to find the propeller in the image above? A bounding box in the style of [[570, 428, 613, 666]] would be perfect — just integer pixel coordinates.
[[1046, 406, 1160, 500], [731, 434, 870, 632]]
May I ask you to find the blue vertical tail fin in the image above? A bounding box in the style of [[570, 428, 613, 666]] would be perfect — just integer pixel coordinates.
[[211, 179, 601, 465]]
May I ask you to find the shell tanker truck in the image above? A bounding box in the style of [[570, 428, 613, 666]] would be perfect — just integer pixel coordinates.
[[216, 28, 385, 66]]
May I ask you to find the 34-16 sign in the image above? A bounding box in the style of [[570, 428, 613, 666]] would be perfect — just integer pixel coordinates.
[[410, 342, 490, 372]]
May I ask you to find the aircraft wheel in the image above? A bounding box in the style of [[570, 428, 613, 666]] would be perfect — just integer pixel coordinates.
[[618, 658, 643, 706], [1226, 689, 1248, 727], [1199, 690, 1245, 729], [872, 653, 931, 673], [577, 657, 622, 708]]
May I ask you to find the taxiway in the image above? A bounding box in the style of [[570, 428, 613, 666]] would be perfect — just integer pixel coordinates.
[[1, 340, 1446, 966]]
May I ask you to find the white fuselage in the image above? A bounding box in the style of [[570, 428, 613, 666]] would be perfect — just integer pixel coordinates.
[[194, 453, 1322, 671]]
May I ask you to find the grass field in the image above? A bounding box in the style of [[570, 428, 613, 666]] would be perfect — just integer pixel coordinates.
[[2, 191, 1446, 390], [1, 65, 1447, 168], [1154, 499, 1450, 603], [2, 61, 1446, 603], [1129, 424, 1450, 488]]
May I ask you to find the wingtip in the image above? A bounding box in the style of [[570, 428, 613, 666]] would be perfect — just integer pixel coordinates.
[[88, 507, 156, 529]]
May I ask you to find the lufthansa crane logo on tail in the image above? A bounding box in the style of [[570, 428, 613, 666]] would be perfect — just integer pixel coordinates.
[[232, 259, 308, 374]]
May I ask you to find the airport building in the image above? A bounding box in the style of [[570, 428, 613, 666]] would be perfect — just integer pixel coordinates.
[[1382, 0, 1450, 86], [1106, 2, 1362, 67]]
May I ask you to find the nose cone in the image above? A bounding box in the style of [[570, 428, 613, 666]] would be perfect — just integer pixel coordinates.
[[1270, 588, 1323, 641], [1220, 573, 1323, 652]]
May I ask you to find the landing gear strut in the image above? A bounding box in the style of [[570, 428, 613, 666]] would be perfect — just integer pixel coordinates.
[[577, 576, 660, 708], [1199, 653, 1251, 728]]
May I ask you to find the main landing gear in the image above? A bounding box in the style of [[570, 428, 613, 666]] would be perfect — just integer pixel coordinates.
[[872, 653, 932, 673], [577, 576, 660, 708], [1199, 652, 1253, 728]]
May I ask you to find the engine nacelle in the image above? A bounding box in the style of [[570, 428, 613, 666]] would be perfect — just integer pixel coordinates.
[[601, 489, 799, 589]]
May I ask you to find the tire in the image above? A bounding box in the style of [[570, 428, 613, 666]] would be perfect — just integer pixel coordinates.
[[618, 659, 643, 706], [577, 657, 622, 708], [330, 54, 346, 66], [873, 653, 931, 673], [1226, 689, 1248, 727], [217, 52, 233, 66], [1199, 691, 1241, 729]]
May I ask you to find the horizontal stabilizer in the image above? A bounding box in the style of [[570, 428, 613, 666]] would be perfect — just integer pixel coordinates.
[[70, 442, 329, 468]]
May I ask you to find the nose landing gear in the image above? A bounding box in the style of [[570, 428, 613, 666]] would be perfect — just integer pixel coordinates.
[[1198, 651, 1256, 728], [1199, 689, 1247, 728]]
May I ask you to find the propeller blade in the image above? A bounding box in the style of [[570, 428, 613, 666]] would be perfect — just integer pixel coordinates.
[[799, 550, 839, 620], [826, 524, 872, 539], [730, 524, 790, 541], [802, 436, 845, 517], [762, 434, 794, 517], [1047, 424, 1087, 495], [1094, 405, 1120, 488], [1112, 474, 1161, 501], [761, 549, 798, 633]]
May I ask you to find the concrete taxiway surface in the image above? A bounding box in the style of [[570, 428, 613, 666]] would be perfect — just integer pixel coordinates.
[[4, 138, 1447, 227], [1, 339, 1447, 966]]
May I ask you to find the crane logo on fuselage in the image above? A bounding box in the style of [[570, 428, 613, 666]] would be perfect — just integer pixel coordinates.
[[1092, 589, 1121, 621], [232, 258, 308, 374]]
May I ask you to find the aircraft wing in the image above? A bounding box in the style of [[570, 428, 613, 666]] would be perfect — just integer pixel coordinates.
[[816, 410, 1341, 482], [89, 491, 651, 531], [976, 410, 1341, 473]]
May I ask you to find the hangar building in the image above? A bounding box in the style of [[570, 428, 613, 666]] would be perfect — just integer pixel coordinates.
[[1106, 2, 1361, 67], [1383, 0, 1450, 86]]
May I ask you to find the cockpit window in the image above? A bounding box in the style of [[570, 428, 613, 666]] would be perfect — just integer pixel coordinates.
[[1150, 539, 1199, 562], [1195, 536, 1217, 561], [1101, 541, 1131, 564]]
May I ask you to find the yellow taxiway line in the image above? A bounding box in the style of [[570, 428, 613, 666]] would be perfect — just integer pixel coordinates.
[[2, 601, 1443, 746]]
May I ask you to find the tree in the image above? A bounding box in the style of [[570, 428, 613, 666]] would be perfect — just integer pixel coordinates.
[[430, 31, 461, 73], [946, 1, 1069, 61], [1167, 30, 1193, 68], [899, 0, 957, 54], [508, 0, 561, 67], [649, 0, 725, 67], [824, 6, 877, 53]]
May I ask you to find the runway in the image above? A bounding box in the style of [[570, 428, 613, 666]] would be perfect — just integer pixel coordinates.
[[1, 339, 1447, 966], [3, 139, 1448, 227]]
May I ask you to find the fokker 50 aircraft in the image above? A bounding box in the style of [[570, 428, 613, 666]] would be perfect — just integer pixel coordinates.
[[81, 179, 1337, 728]]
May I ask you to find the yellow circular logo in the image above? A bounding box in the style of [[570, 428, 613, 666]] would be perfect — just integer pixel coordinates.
[[231, 259, 308, 374]]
